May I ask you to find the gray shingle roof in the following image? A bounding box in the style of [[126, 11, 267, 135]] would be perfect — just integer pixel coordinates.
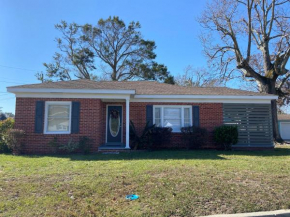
[[8, 79, 273, 96]]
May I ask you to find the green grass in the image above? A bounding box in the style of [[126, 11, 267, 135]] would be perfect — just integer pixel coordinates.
[[1, 146, 290, 217]]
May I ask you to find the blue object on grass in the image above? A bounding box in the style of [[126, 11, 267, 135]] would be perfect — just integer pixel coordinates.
[[126, 194, 139, 200]]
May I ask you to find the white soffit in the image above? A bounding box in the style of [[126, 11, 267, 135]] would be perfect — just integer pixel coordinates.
[[7, 87, 136, 95], [7, 87, 277, 103], [133, 94, 277, 100]]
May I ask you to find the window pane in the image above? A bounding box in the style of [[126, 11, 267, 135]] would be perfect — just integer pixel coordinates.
[[184, 108, 190, 119], [164, 119, 181, 131], [184, 119, 191, 127], [48, 105, 70, 118], [184, 108, 191, 127], [155, 108, 161, 119], [164, 108, 181, 119], [47, 118, 69, 132], [155, 119, 161, 127], [109, 110, 120, 137]]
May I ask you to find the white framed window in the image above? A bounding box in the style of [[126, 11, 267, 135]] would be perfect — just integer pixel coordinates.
[[153, 105, 192, 132], [44, 101, 72, 134]]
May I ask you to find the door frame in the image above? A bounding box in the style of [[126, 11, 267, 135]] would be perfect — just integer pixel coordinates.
[[106, 104, 123, 143]]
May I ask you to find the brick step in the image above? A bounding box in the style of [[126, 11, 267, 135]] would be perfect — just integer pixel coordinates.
[[98, 149, 131, 154]]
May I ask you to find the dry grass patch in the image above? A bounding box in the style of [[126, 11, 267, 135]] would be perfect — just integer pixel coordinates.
[[1, 147, 290, 216]]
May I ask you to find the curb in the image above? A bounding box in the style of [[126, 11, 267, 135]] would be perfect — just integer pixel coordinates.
[[201, 209, 290, 217]]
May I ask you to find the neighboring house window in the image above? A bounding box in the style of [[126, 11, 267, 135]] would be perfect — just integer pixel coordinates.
[[44, 102, 72, 134], [153, 106, 192, 132]]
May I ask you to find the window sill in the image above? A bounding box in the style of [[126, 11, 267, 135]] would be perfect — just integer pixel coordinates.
[[43, 132, 71, 135]]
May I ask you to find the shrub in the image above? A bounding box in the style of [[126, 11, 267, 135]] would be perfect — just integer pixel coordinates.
[[48, 136, 59, 153], [214, 125, 238, 150], [58, 138, 79, 153], [79, 136, 93, 154], [129, 121, 155, 150], [0, 140, 11, 153], [0, 118, 14, 133], [5, 129, 25, 154], [48, 136, 93, 154], [181, 126, 208, 149], [148, 127, 172, 150], [0, 118, 15, 153]]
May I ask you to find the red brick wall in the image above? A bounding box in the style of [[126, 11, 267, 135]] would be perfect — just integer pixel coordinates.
[[130, 102, 223, 148], [15, 98, 103, 154], [14, 98, 223, 154]]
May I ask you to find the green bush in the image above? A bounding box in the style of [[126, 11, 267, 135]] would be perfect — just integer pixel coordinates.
[[79, 136, 93, 154], [48, 136, 59, 153], [5, 129, 26, 154], [58, 138, 79, 153], [48, 136, 93, 154], [129, 121, 155, 150], [181, 126, 208, 149], [214, 125, 238, 150], [0, 118, 15, 153], [129, 121, 173, 150], [148, 127, 172, 150]]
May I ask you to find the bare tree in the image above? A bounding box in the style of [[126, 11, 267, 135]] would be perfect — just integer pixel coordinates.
[[199, 0, 290, 141], [175, 66, 222, 87]]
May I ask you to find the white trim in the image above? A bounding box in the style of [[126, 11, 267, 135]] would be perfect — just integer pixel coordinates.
[[134, 94, 277, 100], [7, 87, 135, 94], [126, 99, 130, 149], [44, 101, 72, 134], [153, 105, 192, 132], [13, 93, 131, 100], [105, 104, 123, 144], [14, 93, 272, 104], [131, 98, 272, 104], [102, 99, 126, 102], [10, 92, 275, 104]]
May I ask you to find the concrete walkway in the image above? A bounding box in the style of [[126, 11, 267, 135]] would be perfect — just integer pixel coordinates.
[[202, 209, 290, 217]]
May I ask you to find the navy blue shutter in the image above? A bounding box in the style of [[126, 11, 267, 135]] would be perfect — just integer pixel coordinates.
[[35, 101, 44, 133], [192, 106, 200, 127], [71, 102, 80, 134], [146, 105, 153, 126]]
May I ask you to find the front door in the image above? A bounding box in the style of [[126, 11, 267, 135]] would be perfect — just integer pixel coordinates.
[[107, 106, 122, 143]]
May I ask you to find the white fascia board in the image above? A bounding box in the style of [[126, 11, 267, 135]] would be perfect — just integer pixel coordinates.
[[7, 87, 135, 95], [130, 98, 272, 104], [134, 94, 278, 100], [14, 93, 131, 100]]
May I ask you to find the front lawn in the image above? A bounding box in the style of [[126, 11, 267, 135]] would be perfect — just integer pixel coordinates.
[[1, 147, 290, 216]]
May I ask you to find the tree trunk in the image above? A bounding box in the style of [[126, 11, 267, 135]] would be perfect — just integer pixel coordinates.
[[111, 68, 118, 81], [271, 100, 283, 142], [259, 79, 283, 142]]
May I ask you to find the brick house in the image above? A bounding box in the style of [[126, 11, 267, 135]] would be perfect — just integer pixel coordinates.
[[7, 79, 277, 154]]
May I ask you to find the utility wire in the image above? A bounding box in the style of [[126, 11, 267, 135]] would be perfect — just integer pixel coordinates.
[[0, 97, 15, 101], [0, 76, 34, 83], [0, 80, 29, 84], [0, 64, 40, 72]]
